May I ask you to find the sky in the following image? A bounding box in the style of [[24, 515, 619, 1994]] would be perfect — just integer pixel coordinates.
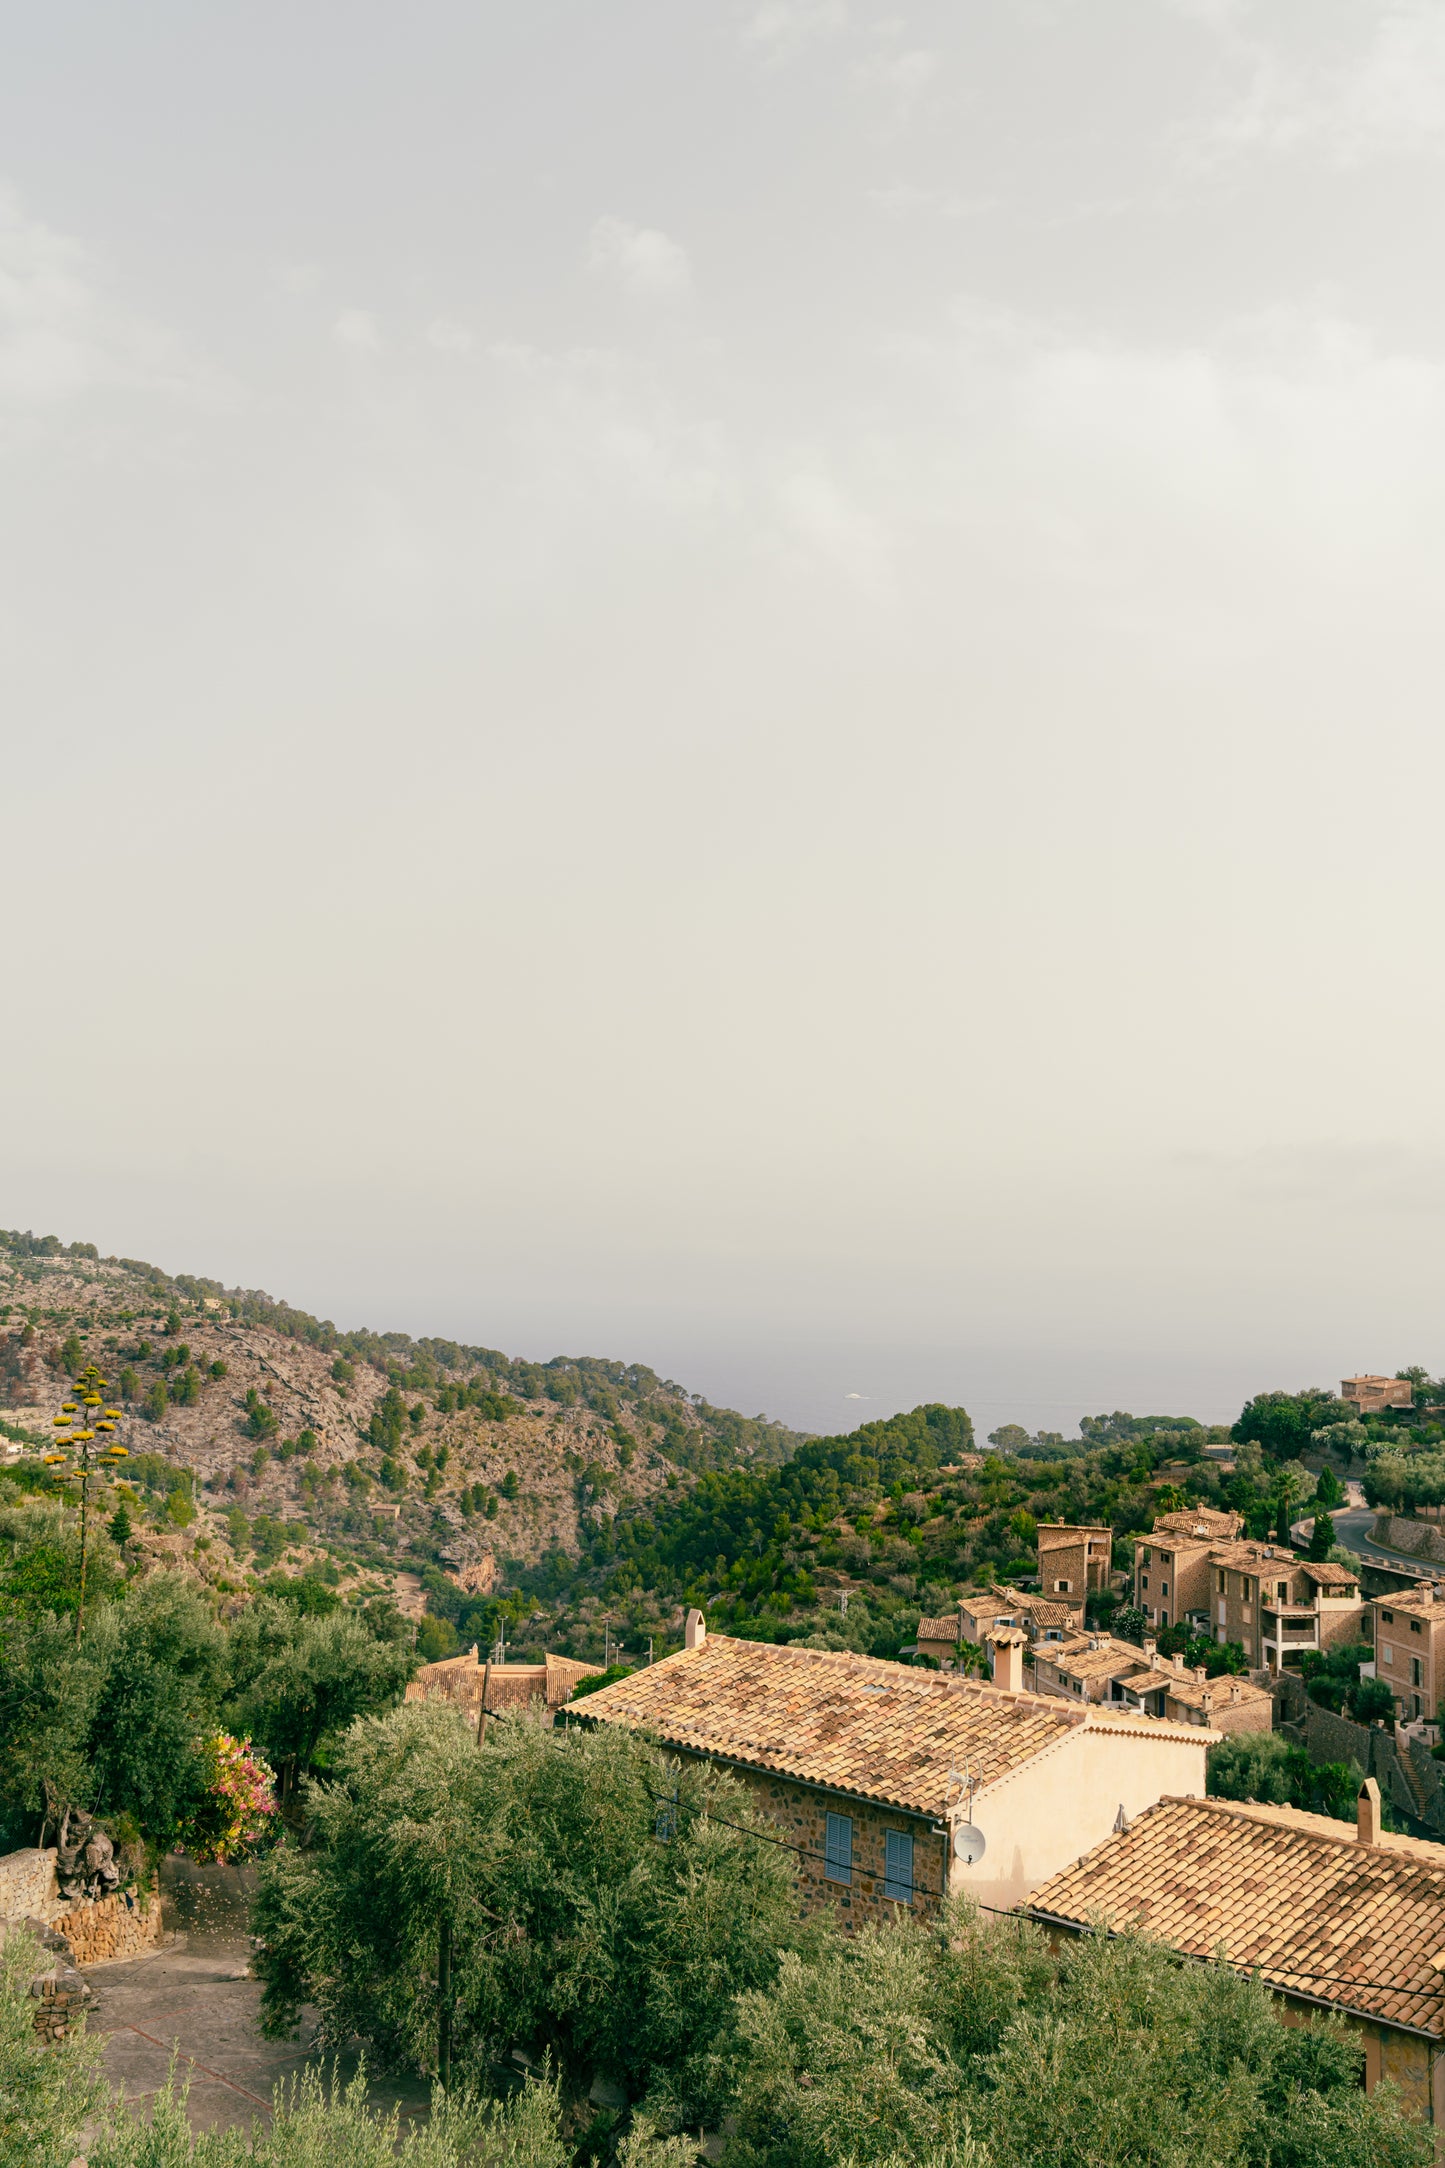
[[4, 1, 1445, 1437]]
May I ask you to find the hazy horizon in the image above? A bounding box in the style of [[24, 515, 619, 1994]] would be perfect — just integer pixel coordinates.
[[5, 3, 1444, 1437]]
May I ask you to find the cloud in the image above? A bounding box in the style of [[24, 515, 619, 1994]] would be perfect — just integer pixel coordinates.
[[1203, 3, 1445, 165], [0, 184, 196, 410], [332, 308, 381, 351], [742, 0, 847, 63], [588, 217, 693, 299], [861, 47, 938, 101], [425, 317, 474, 354]]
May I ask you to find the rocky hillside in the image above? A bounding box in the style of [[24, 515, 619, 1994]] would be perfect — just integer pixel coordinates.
[[0, 1229, 805, 1611]]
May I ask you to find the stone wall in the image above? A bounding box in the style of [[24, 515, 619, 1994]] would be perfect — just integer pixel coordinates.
[[52, 1880, 163, 1965], [1375, 1514, 1445, 1566], [0, 1846, 57, 1919], [722, 1766, 947, 1929]]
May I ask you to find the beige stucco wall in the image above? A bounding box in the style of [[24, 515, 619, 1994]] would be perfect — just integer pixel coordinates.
[[953, 1723, 1211, 1917]]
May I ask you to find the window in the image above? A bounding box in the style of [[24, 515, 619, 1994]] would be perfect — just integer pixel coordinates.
[[1277, 1582, 1288, 1599], [1054, 1579, 1071, 1593], [1161, 1581, 1170, 1596], [1217, 1571, 1226, 1594], [1142, 1549, 1152, 1565], [1141, 1574, 1150, 1590], [1383, 1611, 1394, 1624], [1411, 1620, 1423, 1636], [825, 1812, 853, 1886], [883, 1830, 914, 1904], [1382, 1645, 1394, 1667], [1413, 1658, 1423, 1688]]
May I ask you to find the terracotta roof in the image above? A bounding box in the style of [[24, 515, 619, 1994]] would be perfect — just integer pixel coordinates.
[[573, 1633, 1091, 1815], [1297, 1561, 1362, 1588], [1153, 1507, 1243, 1539], [1375, 1589, 1445, 1620], [1163, 1675, 1272, 1713], [1206, 1541, 1300, 1573], [1038, 1635, 1152, 1683], [919, 1587, 1073, 1643], [405, 1649, 601, 1713], [1026, 1795, 1445, 2037]]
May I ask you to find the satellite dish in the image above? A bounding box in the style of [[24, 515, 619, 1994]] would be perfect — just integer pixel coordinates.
[[953, 1822, 987, 1866]]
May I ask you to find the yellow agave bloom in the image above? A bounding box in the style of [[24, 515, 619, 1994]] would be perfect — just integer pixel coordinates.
[[108, 1445, 129, 1457], [52, 1416, 70, 1427], [43, 1452, 68, 1464], [61, 1402, 77, 1412]]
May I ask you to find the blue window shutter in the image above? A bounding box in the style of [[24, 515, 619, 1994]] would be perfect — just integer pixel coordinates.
[[825, 1812, 853, 1884], [884, 1830, 914, 1903]]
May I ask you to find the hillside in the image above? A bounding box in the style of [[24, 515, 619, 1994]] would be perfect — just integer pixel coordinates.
[[0, 1227, 1324, 1674], [0, 1228, 805, 1633]]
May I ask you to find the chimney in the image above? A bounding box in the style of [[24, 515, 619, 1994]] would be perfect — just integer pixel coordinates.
[[988, 1630, 1025, 1694], [1357, 1777, 1381, 1847], [684, 1607, 706, 1651], [1143, 1638, 1157, 1662], [1228, 1683, 1240, 1703]]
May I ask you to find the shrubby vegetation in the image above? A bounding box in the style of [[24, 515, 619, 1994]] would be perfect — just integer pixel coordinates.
[[0, 1499, 416, 1854]]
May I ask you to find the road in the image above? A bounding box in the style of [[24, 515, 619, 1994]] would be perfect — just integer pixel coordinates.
[[1301, 1490, 1444, 1587]]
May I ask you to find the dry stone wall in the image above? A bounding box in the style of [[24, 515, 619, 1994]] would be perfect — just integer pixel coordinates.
[[52, 1882, 163, 1964]]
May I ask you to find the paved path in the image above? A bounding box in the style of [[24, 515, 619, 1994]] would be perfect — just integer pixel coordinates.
[[88, 1864, 430, 2139]]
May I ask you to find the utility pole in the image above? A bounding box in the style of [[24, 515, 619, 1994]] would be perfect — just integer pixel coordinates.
[[476, 1657, 493, 1746], [437, 1910, 452, 2091]]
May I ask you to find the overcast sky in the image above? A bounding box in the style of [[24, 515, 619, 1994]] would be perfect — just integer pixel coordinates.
[[4, 1, 1444, 1435]]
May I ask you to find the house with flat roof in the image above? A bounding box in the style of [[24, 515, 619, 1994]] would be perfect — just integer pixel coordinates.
[[572, 1614, 1213, 1923], [1024, 1783, 1445, 2140]]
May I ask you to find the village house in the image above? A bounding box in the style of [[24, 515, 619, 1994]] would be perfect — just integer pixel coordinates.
[[405, 1646, 601, 1724], [1029, 1628, 1273, 1734], [1160, 1668, 1272, 1734], [1025, 1783, 1445, 2141], [1134, 1512, 1365, 1671], [1343, 1374, 1416, 1415], [1036, 1524, 1112, 1615], [1132, 1506, 1243, 1634], [1371, 1585, 1445, 1724], [916, 1587, 1074, 1667], [572, 1612, 1214, 1924]]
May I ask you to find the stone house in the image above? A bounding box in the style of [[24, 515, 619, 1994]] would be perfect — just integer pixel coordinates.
[[406, 1647, 601, 1724], [1343, 1374, 1416, 1414], [1160, 1669, 1273, 1735], [917, 1588, 1074, 1667], [1025, 1783, 1445, 2145], [572, 1615, 1214, 1923], [1134, 1516, 1365, 1671], [1036, 1524, 1112, 1614], [1372, 1586, 1445, 1723]]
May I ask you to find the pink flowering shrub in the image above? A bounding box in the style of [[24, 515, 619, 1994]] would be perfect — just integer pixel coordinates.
[[182, 1732, 278, 1862]]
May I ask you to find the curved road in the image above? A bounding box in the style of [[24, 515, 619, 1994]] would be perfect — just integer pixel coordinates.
[[1302, 1490, 1444, 1586]]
